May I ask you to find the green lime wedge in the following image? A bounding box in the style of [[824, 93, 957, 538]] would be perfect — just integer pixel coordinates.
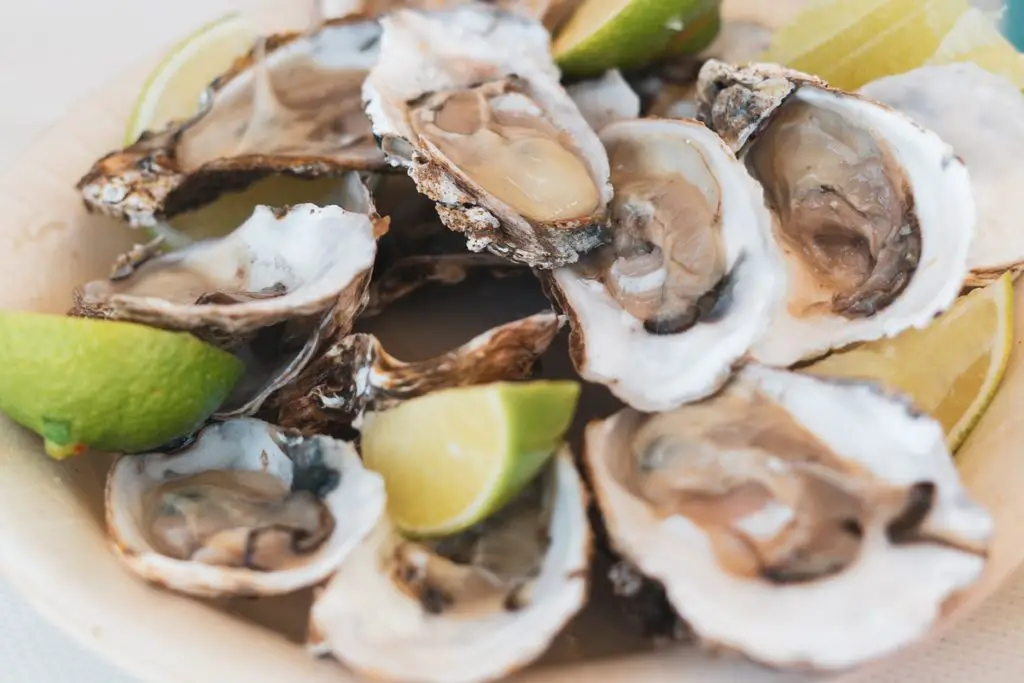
[[553, 0, 721, 78], [0, 312, 244, 459], [361, 381, 581, 537]]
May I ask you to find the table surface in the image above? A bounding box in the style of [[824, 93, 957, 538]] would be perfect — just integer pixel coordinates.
[[2, 0, 1024, 682]]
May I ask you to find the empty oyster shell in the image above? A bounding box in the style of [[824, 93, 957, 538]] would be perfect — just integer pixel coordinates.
[[546, 117, 783, 411], [308, 448, 590, 683], [584, 365, 992, 670], [73, 185, 382, 416], [362, 3, 613, 267], [271, 311, 562, 432], [106, 418, 386, 598], [858, 62, 1024, 287], [77, 17, 388, 228]]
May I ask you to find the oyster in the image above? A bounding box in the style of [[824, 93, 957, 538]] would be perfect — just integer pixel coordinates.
[[696, 60, 975, 366], [547, 117, 783, 411], [584, 365, 992, 670], [73, 185, 382, 415], [362, 2, 613, 267], [106, 418, 386, 597], [77, 18, 387, 228], [565, 69, 641, 133], [271, 312, 562, 433], [858, 62, 1024, 286], [309, 448, 590, 683]]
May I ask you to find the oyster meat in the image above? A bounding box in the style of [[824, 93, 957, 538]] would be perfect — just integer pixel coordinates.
[[78, 18, 387, 228], [363, 2, 613, 267], [858, 62, 1024, 286], [73, 184, 382, 415], [584, 365, 992, 670], [271, 311, 562, 432], [106, 418, 386, 597], [548, 117, 783, 411], [309, 448, 590, 683], [696, 60, 975, 366]]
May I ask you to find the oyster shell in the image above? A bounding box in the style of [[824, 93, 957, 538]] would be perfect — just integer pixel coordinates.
[[547, 117, 783, 411], [271, 311, 562, 433], [77, 18, 387, 228], [584, 365, 992, 670], [308, 448, 590, 683], [696, 60, 975, 366], [362, 2, 613, 268], [73, 183, 382, 415], [858, 62, 1024, 287], [565, 69, 641, 133], [106, 418, 386, 597]]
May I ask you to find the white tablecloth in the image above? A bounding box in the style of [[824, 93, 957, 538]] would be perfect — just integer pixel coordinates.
[[2, 1, 1024, 682]]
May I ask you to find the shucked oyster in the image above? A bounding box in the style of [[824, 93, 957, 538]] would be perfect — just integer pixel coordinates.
[[309, 448, 590, 683], [548, 117, 783, 411], [73, 182, 382, 414], [584, 365, 992, 670], [271, 312, 562, 433], [106, 418, 385, 597], [858, 62, 1024, 287], [78, 18, 387, 228], [696, 60, 975, 366], [363, 2, 613, 267]]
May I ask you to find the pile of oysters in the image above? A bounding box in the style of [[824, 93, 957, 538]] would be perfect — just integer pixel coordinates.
[[72, 0, 1024, 680]]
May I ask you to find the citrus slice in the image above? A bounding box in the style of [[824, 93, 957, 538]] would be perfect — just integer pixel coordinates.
[[804, 273, 1014, 452], [760, 0, 1024, 92], [125, 11, 258, 144], [0, 312, 244, 459], [553, 0, 721, 78], [361, 381, 581, 536]]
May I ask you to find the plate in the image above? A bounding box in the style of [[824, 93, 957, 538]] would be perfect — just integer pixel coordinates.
[[0, 1, 1022, 683]]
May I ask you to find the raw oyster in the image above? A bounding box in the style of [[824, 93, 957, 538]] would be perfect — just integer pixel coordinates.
[[565, 69, 641, 133], [106, 418, 386, 597], [696, 60, 975, 366], [584, 365, 992, 671], [362, 2, 613, 268], [271, 312, 562, 433], [77, 17, 387, 229], [73, 185, 382, 415], [858, 62, 1024, 286], [547, 117, 783, 411], [318, 0, 580, 31], [309, 448, 590, 683]]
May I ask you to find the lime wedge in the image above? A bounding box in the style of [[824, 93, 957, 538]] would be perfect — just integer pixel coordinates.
[[760, 0, 1024, 91], [361, 381, 581, 536], [0, 312, 244, 459], [803, 273, 1014, 452], [553, 0, 721, 78]]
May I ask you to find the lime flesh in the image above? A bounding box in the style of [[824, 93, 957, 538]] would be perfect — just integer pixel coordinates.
[[361, 381, 581, 537], [554, 0, 721, 77], [0, 312, 244, 459]]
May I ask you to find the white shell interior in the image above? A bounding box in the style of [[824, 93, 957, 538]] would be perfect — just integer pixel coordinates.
[[749, 86, 976, 366], [858, 62, 1024, 278], [585, 366, 992, 670], [552, 118, 784, 412], [565, 69, 641, 133], [81, 201, 377, 333], [106, 418, 386, 598], [309, 449, 590, 683]]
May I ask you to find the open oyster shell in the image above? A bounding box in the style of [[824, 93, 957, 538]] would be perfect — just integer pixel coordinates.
[[858, 62, 1024, 287], [565, 69, 641, 133], [362, 2, 613, 268], [546, 117, 783, 411], [271, 311, 562, 432], [696, 60, 975, 366], [106, 418, 386, 598], [584, 365, 992, 670], [77, 17, 388, 228], [308, 448, 590, 683]]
